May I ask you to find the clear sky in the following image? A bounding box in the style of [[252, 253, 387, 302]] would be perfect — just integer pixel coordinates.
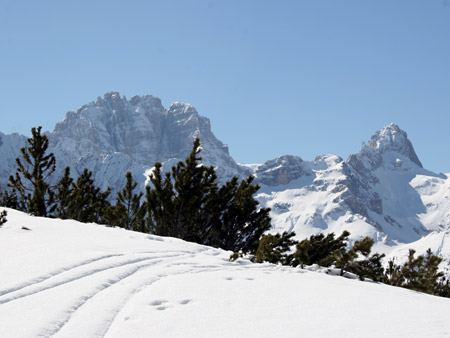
[[1, 0, 449, 172]]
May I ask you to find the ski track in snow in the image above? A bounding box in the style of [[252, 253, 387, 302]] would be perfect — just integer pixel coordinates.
[[3, 210, 450, 338], [0, 246, 234, 338], [0, 252, 181, 305]]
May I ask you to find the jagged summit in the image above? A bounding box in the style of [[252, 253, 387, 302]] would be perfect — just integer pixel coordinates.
[[367, 123, 423, 168], [42, 92, 244, 193]]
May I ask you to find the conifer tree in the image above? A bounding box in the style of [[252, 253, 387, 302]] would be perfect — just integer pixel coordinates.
[[54, 166, 73, 219], [106, 172, 146, 231], [208, 175, 271, 254], [255, 231, 297, 265], [8, 126, 56, 216], [434, 277, 450, 298], [0, 188, 24, 211], [400, 249, 443, 294], [146, 138, 272, 254], [294, 231, 350, 268], [385, 248, 445, 295], [146, 162, 175, 235], [147, 139, 218, 242], [351, 252, 386, 282], [65, 169, 110, 223], [0, 209, 6, 227], [334, 236, 374, 277]]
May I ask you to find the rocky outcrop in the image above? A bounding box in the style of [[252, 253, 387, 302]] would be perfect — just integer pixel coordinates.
[[47, 92, 246, 192], [254, 155, 307, 186]]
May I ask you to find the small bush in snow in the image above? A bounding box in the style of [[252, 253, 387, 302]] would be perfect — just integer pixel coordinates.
[[0, 209, 7, 227]]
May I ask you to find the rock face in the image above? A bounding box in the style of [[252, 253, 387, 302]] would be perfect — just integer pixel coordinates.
[[1, 93, 450, 256], [253, 155, 306, 186], [45, 92, 247, 193]]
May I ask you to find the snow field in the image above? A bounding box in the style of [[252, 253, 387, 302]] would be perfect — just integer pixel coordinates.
[[1, 209, 450, 338]]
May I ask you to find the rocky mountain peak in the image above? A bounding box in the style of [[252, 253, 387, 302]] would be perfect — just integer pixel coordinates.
[[168, 102, 199, 118], [367, 123, 422, 168]]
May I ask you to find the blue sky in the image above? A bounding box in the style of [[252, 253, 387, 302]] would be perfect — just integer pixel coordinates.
[[1, 0, 449, 172]]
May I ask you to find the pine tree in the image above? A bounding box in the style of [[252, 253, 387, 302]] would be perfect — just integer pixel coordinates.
[[0, 209, 6, 227], [385, 258, 403, 287], [400, 249, 443, 294], [209, 175, 271, 254], [385, 248, 445, 295], [65, 169, 111, 223], [351, 252, 386, 282], [147, 140, 220, 242], [434, 277, 450, 298], [106, 172, 146, 231], [255, 231, 297, 265], [146, 138, 272, 254], [421, 249, 444, 293], [170, 138, 218, 243], [334, 236, 374, 278], [54, 166, 73, 219], [8, 126, 56, 216], [0, 188, 24, 211], [294, 231, 350, 268], [146, 162, 175, 236]]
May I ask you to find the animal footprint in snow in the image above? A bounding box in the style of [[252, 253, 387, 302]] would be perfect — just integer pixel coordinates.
[[150, 300, 167, 306], [179, 299, 192, 305], [224, 277, 233, 281]]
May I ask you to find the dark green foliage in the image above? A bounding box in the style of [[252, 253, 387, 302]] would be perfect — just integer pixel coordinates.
[[385, 249, 444, 294], [105, 172, 146, 231], [208, 175, 271, 254], [385, 258, 403, 287], [146, 162, 175, 236], [0, 188, 25, 211], [0, 209, 6, 227], [54, 166, 73, 219], [168, 139, 218, 243], [350, 252, 386, 282], [334, 237, 379, 279], [434, 277, 450, 298], [294, 231, 350, 268], [65, 169, 111, 223], [293, 231, 385, 281], [8, 127, 56, 216], [255, 231, 297, 265], [146, 138, 271, 254]]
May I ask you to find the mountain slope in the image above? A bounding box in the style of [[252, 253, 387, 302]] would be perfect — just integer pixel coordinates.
[[1, 93, 450, 255], [1, 209, 449, 338], [251, 124, 450, 248]]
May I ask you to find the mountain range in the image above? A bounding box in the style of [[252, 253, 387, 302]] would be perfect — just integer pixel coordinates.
[[1, 92, 449, 267]]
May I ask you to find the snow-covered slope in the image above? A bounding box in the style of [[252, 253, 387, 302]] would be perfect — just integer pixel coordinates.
[[1, 209, 449, 338]]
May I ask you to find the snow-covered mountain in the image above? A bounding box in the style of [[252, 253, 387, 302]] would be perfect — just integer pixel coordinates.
[[1, 209, 449, 338], [1, 92, 450, 260], [252, 124, 450, 246], [0, 92, 247, 194]]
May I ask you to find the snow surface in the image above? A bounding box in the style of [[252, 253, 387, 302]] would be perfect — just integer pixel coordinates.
[[1, 209, 450, 338]]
